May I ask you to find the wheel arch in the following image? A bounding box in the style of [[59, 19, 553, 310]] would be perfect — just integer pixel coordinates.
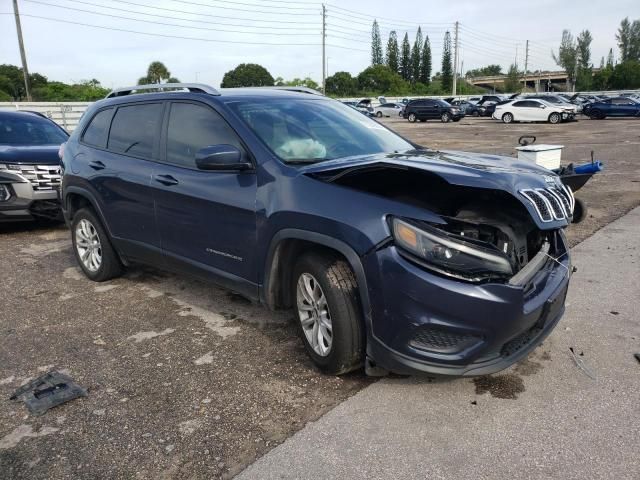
[[261, 229, 372, 328], [64, 186, 113, 238]]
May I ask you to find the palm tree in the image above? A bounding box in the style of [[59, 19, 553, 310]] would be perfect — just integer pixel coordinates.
[[146, 62, 171, 84]]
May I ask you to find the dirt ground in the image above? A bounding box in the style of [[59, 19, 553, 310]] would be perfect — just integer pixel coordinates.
[[1, 116, 639, 479]]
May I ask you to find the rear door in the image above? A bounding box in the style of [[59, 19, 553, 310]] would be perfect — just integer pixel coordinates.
[[81, 102, 163, 262], [151, 101, 258, 294], [611, 97, 636, 116], [423, 100, 438, 118]]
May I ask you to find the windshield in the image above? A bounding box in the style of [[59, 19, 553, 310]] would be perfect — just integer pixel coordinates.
[[0, 115, 68, 146], [227, 99, 413, 163]]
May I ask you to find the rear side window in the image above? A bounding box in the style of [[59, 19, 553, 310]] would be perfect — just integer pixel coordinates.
[[108, 103, 163, 159], [82, 109, 113, 148], [165, 102, 244, 168]]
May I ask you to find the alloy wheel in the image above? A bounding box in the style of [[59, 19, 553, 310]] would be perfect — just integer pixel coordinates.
[[75, 219, 102, 272], [296, 273, 333, 357]]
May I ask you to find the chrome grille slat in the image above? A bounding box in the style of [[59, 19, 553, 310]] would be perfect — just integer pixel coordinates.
[[0, 164, 61, 191], [536, 189, 565, 220], [520, 186, 574, 223]]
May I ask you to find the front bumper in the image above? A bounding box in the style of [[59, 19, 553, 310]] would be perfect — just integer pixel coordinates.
[[0, 181, 61, 222], [367, 230, 571, 376]]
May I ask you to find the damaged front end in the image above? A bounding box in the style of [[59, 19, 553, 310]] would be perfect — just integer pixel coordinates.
[[304, 151, 573, 376], [309, 156, 573, 286]]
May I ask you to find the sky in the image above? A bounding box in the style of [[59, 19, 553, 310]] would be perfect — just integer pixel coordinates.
[[1, 0, 638, 89]]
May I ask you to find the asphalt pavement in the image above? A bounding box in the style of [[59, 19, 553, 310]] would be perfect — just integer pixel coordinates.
[[238, 207, 640, 480]]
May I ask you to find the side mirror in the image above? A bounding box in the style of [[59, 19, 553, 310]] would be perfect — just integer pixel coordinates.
[[195, 145, 252, 171]]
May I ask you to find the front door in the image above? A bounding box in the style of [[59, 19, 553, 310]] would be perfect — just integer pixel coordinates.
[[151, 101, 258, 294]]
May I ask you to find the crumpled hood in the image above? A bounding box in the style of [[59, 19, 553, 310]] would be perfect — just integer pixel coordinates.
[[0, 145, 61, 165], [302, 149, 571, 229]]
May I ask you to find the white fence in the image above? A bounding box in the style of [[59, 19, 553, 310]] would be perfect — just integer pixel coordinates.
[[0, 102, 91, 132]]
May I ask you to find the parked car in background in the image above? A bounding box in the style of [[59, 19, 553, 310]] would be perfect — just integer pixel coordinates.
[[342, 100, 375, 117], [403, 99, 464, 122], [0, 110, 68, 222], [477, 95, 508, 106], [60, 83, 572, 377], [583, 96, 640, 119], [355, 98, 374, 116], [526, 95, 579, 116], [493, 99, 573, 124], [373, 102, 404, 117], [448, 99, 485, 117]]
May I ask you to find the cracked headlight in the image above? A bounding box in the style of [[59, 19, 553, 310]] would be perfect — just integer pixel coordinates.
[[392, 218, 513, 280]]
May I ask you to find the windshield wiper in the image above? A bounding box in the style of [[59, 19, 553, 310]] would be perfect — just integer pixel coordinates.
[[285, 158, 328, 164]]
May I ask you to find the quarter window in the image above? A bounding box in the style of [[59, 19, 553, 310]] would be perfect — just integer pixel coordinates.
[[165, 103, 244, 168], [108, 103, 163, 159], [82, 109, 113, 148]]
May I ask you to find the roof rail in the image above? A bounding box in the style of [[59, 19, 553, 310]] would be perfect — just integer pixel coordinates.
[[224, 86, 323, 96], [106, 83, 220, 98], [266, 86, 324, 96]]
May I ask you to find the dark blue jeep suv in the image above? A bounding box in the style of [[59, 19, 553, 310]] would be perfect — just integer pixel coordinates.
[[61, 83, 573, 376]]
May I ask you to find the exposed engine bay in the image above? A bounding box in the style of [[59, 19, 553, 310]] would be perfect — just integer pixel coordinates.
[[314, 164, 554, 279]]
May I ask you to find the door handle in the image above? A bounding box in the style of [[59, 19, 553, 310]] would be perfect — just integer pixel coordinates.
[[155, 174, 179, 186], [88, 160, 105, 170]]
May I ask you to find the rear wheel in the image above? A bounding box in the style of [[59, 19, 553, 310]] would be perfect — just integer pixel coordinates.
[[472, 110, 479, 117], [292, 252, 364, 375], [502, 112, 514, 124], [71, 208, 123, 282], [375, 111, 383, 118], [441, 112, 451, 123], [408, 113, 417, 122], [548, 112, 561, 124]]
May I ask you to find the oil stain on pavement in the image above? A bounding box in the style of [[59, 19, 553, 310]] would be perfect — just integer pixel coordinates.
[[472, 374, 525, 400]]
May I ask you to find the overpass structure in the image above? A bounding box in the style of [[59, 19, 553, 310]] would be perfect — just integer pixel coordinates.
[[467, 70, 601, 92]]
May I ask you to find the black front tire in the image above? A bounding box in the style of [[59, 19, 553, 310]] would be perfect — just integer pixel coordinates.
[[71, 207, 124, 282], [292, 252, 364, 375]]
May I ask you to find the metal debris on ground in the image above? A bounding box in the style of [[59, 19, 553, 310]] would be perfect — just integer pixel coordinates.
[[568, 347, 596, 380], [9, 371, 87, 416]]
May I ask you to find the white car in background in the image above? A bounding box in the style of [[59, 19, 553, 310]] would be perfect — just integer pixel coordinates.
[[493, 99, 573, 124], [373, 102, 404, 117]]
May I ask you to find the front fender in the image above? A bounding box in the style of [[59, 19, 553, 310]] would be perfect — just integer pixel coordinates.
[[261, 228, 373, 331]]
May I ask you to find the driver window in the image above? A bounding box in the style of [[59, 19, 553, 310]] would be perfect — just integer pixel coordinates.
[[166, 102, 244, 168]]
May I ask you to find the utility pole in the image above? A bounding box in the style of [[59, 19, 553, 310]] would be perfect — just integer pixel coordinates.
[[12, 0, 32, 101], [523, 40, 529, 90], [321, 4, 326, 95], [452, 21, 459, 96]]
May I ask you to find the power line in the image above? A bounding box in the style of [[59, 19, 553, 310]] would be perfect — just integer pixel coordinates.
[[22, 0, 320, 36], [0, 12, 321, 45], [168, 0, 317, 16], [167, 0, 319, 10], [43, 0, 317, 30], [326, 10, 451, 30], [325, 2, 452, 26], [106, 0, 318, 25]]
